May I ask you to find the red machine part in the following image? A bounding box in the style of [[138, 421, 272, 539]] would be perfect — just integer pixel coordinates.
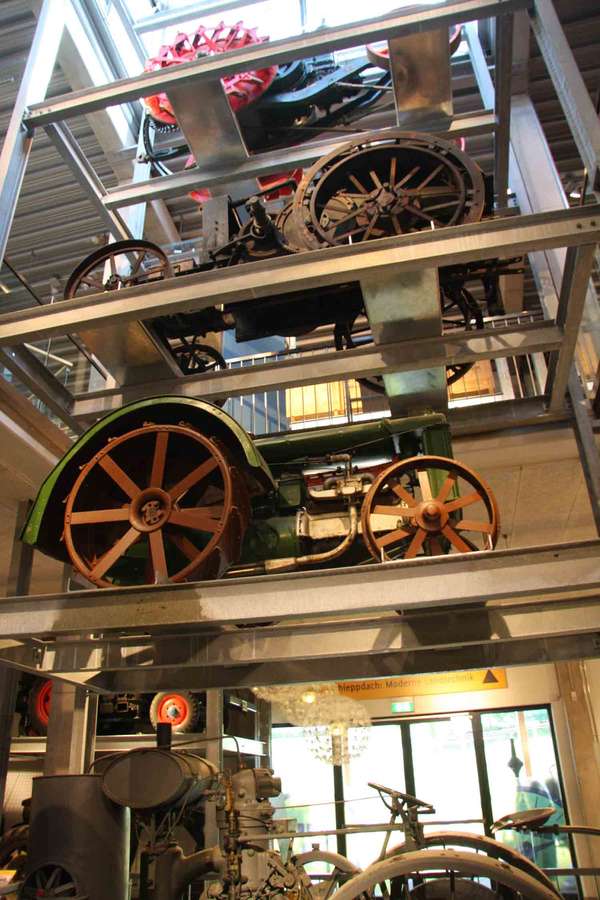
[[188, 166, 303, 204], [144, 21, 278, 126]]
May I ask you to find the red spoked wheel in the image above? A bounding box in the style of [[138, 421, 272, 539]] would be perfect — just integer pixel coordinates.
[[63, 424, 250, 587], [361, 455, 499, 562], [144, 21, 277, 126], [28, 679, 52, 735], [149, 691, 200, 733]]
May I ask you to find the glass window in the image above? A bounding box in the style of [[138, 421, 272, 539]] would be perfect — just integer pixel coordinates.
[[344, 724, 405, 869], [410, 714, 485, 835], [481, 708, 578, 898], [271, 726, 338, 854]]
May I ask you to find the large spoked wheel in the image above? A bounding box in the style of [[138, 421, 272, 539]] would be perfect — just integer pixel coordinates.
[[63, 424, 249, 587], [293, 850, 360, 900], [361, 456, 499, 562], [331, 850, 559, 900], [20, 865, 85, 898], [385, 834, 561, 897], [292, 132, 485, 248], [64, 239, 172, 299]]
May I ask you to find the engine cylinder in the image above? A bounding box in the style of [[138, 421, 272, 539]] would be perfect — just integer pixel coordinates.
[[101, 748, 218, 810]]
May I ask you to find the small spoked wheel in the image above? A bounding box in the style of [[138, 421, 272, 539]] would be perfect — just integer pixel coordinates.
[[293, 850, 360, 900], [21, 865, 86, 898], [64, 239, 172, 299], [63, 423, 249, 587], [361, 456, 499, 562], [169, 338, 226, 376]]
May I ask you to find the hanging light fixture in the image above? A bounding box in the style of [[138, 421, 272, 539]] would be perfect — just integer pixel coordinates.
[[253, 684, 371, 765]]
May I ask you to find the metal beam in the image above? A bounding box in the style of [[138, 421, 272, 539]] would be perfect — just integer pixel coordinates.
[[104, 113, 497, 209], [0, 206, 596, 346], [530, 0, 600, 192], [0, 0, 65, 265], [71, 322, 561, 416], [2, 597, 599, 692], [0, 540, 596, 638], [23, 0, 530, 128], [545, 244, 596, 410], [3, 595, 599, 677], [493, 13, 513, 203], [10, 733, 265, 756], [44, 122, 132, 241], [0, 345, 82, 434]]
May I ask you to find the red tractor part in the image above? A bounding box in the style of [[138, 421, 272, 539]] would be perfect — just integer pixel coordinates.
[[144, 21, 278, 126], [188, 166, 303, 204], [149, 691, 200, 733], [28, 679, 52, 735]]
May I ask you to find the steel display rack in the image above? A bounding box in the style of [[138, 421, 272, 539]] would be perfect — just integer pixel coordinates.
[[0, 0, 599, 784]]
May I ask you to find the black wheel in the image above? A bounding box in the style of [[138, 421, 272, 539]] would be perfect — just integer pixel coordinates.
[[149, 691, 200, 733], [292, 131, 485, 249], [169, 338, 226, 376], [21, 864, 85, 898], [0, 823, 29, 881], [64, 239, 172, 299]]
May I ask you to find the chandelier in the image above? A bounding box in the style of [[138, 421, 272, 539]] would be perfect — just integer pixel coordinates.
[[253, 683, 371, 766]]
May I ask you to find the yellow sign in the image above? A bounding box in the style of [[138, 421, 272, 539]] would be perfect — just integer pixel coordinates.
[[337, 669, 507, 699]]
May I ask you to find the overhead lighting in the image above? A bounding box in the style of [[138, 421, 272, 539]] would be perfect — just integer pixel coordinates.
[[0, 281, 10, 294], [569, 190, 581, 199]]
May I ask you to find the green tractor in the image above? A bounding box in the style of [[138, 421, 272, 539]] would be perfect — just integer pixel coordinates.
[[22, 397, 498, 588]]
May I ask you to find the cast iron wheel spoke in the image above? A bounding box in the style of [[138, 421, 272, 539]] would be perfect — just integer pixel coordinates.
[[404, 528, 427, 559], [364, 212, 382, 240], [414, 163, 444, 191], [417, 471, 434, 500], [168, 457, 219, 501], [429, 537, 444, 556], [436, 473, 457, 503], [69, 508, 130, 524], [150, 431, 169, 488], [444, 491, 481, 513], [98, 454, 141, 500], [375, 526, 412, 549], [169, 532, 200, 561], [442, 523, 473, 553], [170, 507, 223, 532], [394, 165, 421, 189], [390, 482, 418, 507], [89, 526, 141, 581], [372, 504, 416, 518], [148, 529, 168, 580], [349, 174, 369, 193], [455, 520, 495, 534]]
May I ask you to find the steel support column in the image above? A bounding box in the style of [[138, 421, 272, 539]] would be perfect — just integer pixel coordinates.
[[530, 0, 600, 193], [203, 689, 223, 847], [545, 244, 597, 410], [45, 122, 132, 241], [509, 96, 600, 532], [44, 680, 98, 775], [0, 0, 65, 266]]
